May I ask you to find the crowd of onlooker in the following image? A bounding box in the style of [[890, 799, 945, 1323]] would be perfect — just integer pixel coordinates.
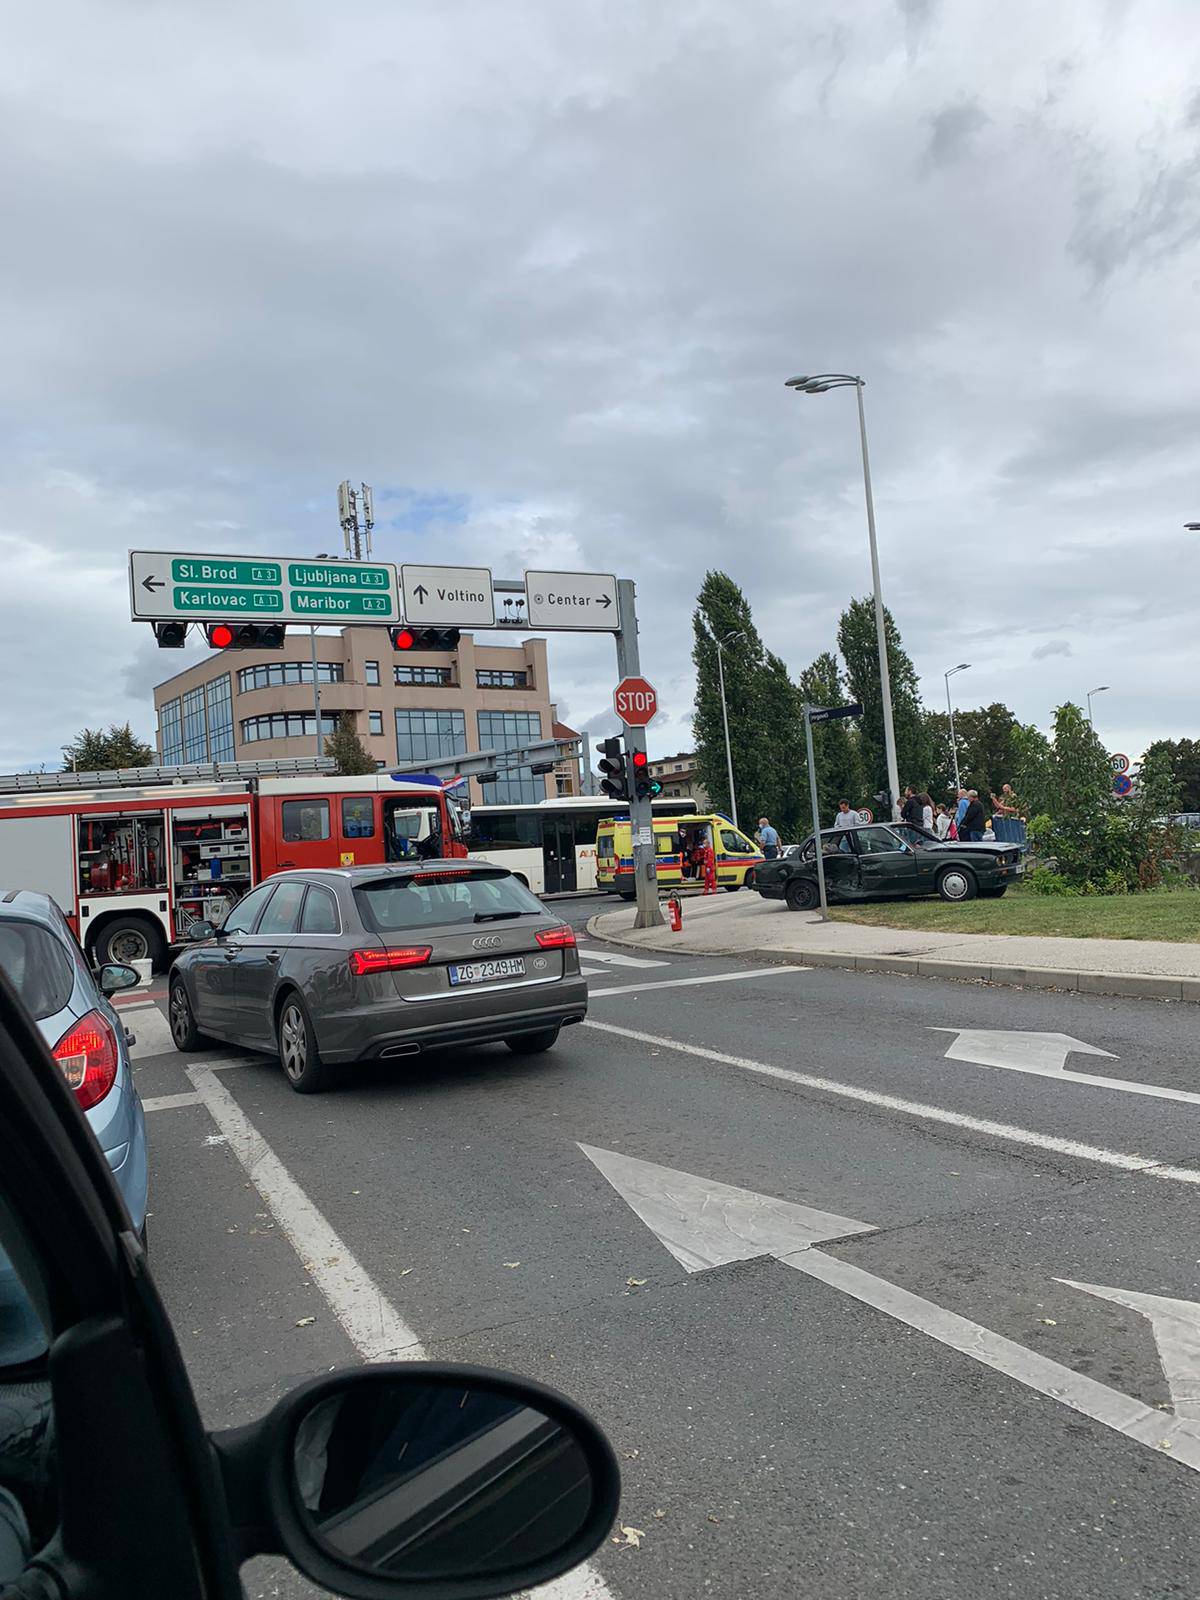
[[831, 783, 1027, 844]]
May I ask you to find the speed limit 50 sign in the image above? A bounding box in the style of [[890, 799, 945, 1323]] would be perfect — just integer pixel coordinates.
[[613, 676, 658, 727]]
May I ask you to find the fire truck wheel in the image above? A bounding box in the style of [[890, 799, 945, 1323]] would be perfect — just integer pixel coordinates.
[[94, 916, 165, 971]]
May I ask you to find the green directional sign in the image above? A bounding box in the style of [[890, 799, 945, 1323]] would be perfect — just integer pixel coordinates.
[[130, 549, 401, 624]]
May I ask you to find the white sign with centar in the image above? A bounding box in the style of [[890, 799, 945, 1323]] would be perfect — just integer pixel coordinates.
[[524, 570, 619, 631], [400, 565, 496, 626]]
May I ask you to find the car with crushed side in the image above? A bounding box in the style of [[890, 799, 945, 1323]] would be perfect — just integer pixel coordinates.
[[753, 822, 1023, 911]]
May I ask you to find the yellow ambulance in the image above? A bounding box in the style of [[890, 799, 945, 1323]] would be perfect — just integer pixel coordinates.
[[595, 813, 764, 898]]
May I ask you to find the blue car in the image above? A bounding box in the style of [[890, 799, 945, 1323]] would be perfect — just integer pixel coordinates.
[[0, 890, 147, 1365]]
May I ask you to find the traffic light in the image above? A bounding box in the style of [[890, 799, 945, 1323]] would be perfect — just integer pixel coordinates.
[[631, 749, 656, 800], [204, 622, 287, 650], [389, 627, 461, 652], [152, 621, 187, 648], [598, 736, 630, 801]]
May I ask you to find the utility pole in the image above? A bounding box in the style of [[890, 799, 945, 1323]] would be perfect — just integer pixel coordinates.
[[614, 577, 664, 930], [802, 706, 829, 920]]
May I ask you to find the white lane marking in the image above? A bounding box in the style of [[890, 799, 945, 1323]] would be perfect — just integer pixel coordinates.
[[185, 1060, 616, 1600], [1060, 1279, 1200, 1422], [582, 1018, 1200, 1186], [125, 1003, 176, 1060], [587, 966, 806, 999], [575, 948, 669, 968], [584, 1143, 1200, 1474], [580, 1145, 874, 1271], [186, 1061, 424, 1362], [142, 1091, 202, 1113], [933, 1027, 1200, 1108]]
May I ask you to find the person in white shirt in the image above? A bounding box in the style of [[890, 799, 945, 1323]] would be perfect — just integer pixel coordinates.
[[833, 800, 861, 829], [920, 794, 934, 833], [934, 803, 952, 840]]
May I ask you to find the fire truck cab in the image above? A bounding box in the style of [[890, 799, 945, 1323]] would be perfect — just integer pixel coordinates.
[[0, 760, 467, 970]]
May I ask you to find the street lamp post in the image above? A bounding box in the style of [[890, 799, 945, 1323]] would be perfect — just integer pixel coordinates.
[[1086, 685, 1109, 727], [786, 373, 901, 819], [943, 663, 971, 791], [702, 624, 745, 829]]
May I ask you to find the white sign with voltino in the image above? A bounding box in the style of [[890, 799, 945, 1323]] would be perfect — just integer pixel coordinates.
[[524, 570, 620, 630], [128, 550, 401, 623], [400, 565, 497, 626]]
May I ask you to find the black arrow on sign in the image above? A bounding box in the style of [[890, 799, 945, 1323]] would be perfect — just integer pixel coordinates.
[[597, 593, 612, 607], [141, 576, 165, 593], [413, 584, 429, 603]]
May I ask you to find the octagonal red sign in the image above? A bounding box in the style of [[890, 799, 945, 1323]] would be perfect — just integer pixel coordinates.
[[613, 676, 658, 727]]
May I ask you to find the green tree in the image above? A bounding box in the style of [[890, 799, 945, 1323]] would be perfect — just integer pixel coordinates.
[[1010, 722, 1054, 819], [836, 598, 932, 803], [1027, 703, 1137, 889], [1142, 737, 1200, 812], [62, 723, 155, 771], [758, 651, 806, 837], [924, 703, 1025, 803], [797, 651, 866, 824], [324, 719, 376, 776], [691, 572, 778, 827]]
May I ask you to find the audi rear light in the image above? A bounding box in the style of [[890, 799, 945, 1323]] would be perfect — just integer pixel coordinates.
[[349, 946, 432, 976], [535, 925, 576, 950], [53, 1009, 119, 1111]]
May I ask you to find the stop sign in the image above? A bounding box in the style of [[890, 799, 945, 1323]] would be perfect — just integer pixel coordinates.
[[613, 676, 658, 727]]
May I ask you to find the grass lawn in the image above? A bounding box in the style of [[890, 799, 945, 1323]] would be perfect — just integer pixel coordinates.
[[827, 886, 1200, 942]]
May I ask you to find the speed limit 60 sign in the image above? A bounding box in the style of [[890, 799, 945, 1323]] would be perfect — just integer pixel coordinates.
[[614, 676, 658, 727]]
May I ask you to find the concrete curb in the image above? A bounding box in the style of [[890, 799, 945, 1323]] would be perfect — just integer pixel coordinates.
[[583, 915, 1200, 1004]]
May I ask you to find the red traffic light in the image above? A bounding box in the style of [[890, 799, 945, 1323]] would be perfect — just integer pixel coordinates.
[[210, 624, 234, 649], [392, 628, 415, 650], [631, 750, 648, 769]]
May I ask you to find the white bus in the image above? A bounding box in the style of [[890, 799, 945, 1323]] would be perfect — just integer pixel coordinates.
[[465, 795, 699, 894]]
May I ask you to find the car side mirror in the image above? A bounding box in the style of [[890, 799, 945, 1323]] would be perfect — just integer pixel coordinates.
[[188, 920, 218, 941], [214, 1363, 620, 1600], [97, 963, 141, 996]]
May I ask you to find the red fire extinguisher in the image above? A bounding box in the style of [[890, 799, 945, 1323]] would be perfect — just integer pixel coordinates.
[[666, 895, 683, 933]]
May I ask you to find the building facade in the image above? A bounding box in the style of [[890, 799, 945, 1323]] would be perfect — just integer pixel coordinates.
[[647, 752, 710, 809], [153, 628, 565, 806]]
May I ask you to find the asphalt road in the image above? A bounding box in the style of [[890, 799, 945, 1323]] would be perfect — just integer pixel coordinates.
[[122, 892, 1200, 1599]]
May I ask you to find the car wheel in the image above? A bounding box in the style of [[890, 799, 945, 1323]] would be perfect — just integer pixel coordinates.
[[168, 978, 207, 1052], [937, 866, 978, 902], [743, 869, 756, 890], [506, 1027, 561, 1055], [277, 994, 332, 1094], [618, 891, 636, 902], [785, 878, 819, 912], [979, 885, 1007, 898]]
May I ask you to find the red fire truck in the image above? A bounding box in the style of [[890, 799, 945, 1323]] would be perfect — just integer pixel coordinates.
[[0, 758, 468, 969]]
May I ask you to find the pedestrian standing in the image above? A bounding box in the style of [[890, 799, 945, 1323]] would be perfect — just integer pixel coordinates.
[[833, 800, 861, 830], [934, 803, 952, 840], [900, 786, 923, 828], [959, 789, 986, 841], [755, 817, 780, 860], [701, 833, 718, 895], [954, 787, 970, 830], [919, 791, 935, 833]]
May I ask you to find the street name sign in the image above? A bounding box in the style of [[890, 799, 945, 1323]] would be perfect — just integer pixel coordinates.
[[400, 565, 496, 627], [524, 569, 619, 630], [614, 676, 658, 727], [808, 702, 863, 724], [129, 550, 401, 623]]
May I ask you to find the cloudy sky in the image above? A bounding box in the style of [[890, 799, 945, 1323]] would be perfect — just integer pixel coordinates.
[[4, 0, 1199, 773]]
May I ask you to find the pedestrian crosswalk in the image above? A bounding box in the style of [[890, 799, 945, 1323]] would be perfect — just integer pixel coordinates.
[[119, 999, 176, 1061]]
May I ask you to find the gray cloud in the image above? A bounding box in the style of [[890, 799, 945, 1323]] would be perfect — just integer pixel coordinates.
[[0, 0, 1197, 776], [1031, 639, 1072, 660]]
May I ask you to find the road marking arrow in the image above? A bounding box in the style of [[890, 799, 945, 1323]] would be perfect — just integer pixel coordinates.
[[931, 1028, 1200, 1107], [1060, 1280, 1200, 1422], [582, 1144, 1200, 1472]]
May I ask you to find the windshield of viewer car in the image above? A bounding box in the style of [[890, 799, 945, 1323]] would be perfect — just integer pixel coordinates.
[[355, 871, 545, 932]]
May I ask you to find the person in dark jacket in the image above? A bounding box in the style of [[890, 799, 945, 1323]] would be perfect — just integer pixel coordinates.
[[900, 786, 923, 828], [959, 790, 986, 841]]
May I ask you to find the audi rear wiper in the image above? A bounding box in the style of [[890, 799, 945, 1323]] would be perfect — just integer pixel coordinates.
[[472, 910, 533, 922]]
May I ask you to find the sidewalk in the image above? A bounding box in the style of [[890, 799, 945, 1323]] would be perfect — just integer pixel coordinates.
[[587, 893, 1200, 1003]]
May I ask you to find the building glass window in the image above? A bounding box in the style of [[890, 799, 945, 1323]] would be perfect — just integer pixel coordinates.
[[182, 686, 207, 763], [368, 710, 384, 736], [205, 675, 235, 761], [159, 698, 183, 764], [395, 709, 467, 766], [393, 665, 453, 686], [364, 660, 380, 686], [240, 712, 340, 744], [476, 669, 529, 689], [477, 711, 543, 804], [236, 661, 343, 692]]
